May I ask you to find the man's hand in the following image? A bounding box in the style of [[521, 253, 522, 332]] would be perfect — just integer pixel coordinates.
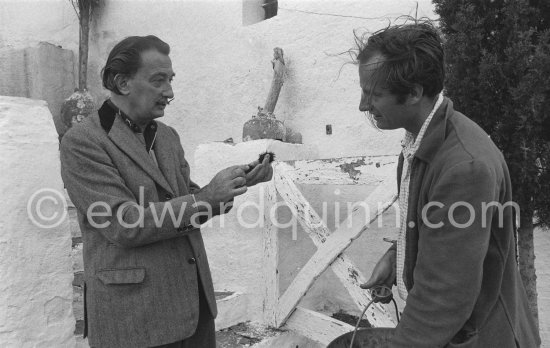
[[361, 248, 396, 303], [245, 155, 273, 187], [195, 165, 249, 207]]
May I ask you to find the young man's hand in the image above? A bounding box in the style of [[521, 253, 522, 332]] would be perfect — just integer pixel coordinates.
[[361, 248, 396, 303]]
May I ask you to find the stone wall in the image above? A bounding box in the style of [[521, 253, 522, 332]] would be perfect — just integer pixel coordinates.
[[0, 43, 76, 138]]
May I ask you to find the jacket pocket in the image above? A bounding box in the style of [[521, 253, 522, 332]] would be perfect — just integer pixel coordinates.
[[96, 267, 146, 285]]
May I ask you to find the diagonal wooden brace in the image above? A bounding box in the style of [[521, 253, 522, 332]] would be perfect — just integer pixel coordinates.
[[273, 162, 397, 328]]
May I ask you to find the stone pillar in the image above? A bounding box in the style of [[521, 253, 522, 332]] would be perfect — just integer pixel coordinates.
[[0, 96, 75, 347], [0, 43, 77, 139]]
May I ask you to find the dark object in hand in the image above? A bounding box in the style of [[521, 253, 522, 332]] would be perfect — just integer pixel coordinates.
[[245, 152, 276, 174], [258, 151, 275, 164]]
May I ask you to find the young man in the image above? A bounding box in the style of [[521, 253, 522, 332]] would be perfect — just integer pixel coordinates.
[[357, 23, 540, 347], [60, 35, 272, 348]]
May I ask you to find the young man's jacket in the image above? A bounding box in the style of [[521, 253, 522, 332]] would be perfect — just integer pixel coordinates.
[[60, 101, 217, 348], [390, 98, 540, 347]]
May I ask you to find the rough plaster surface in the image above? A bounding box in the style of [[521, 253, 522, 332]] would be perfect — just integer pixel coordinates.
[[194, 139, 319, 187], [2, 1, 549, 346], [0, 96, 75, 347], [0, 0, 432, 168], [536, 228, 550, 347], [0, 1, 79, 52], [86, 0, 427, 168]]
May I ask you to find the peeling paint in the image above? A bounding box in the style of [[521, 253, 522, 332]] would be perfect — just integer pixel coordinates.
[[338, 159, 367, 180], [348, 268, 359, 282]]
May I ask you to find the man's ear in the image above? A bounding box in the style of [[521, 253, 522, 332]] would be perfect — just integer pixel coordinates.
[[406, 84, 424, 105], [114, 74, 131, 95]]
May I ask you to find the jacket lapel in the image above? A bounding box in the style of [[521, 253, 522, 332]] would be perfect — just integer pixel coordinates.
[[153, 126, 180, 196], [108, 116, 174, 195], [414, 97, 451, 164], [398, 97, 452, 291]]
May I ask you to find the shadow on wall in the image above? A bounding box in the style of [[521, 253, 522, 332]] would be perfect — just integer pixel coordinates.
[[0, 42, 76, 139]]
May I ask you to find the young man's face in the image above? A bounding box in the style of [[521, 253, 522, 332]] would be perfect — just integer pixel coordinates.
[[359, 53, 410, 130], [126, 49, 175, 123]]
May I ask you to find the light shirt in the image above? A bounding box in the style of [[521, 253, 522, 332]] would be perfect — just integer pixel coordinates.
[[397, 93, 444, 300], [135, 132, 159, 168]]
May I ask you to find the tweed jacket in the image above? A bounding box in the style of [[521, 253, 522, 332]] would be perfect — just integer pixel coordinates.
[[391, 98, 540, 347], [60, 101, 217, 348]]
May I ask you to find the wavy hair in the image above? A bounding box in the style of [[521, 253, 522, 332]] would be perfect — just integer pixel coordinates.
[[101, 35, 170, 95], [354, 19, 444, 104]]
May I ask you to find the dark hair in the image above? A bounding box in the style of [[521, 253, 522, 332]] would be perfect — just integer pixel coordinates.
[[354, 20, 444, 103], [101, 35, 170, 94]]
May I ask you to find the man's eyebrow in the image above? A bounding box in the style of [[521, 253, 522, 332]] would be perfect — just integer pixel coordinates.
[[151, 72, 175, 78]]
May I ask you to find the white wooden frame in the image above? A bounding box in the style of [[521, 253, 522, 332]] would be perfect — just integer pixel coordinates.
[[262, 156, 399, 346]]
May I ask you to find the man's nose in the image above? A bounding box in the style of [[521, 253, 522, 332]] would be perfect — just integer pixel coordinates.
[[359, 92, 372, 112], [163, 83, 174, 99]]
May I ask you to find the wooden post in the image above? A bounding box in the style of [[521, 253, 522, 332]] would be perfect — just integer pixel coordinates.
[[78, 0, 91, 91], [263, 48, 285, 114], [284, 307, 355, 346], [261, 181, 279, 326]]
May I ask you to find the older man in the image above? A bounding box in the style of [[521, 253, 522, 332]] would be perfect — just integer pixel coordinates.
[[357, 23, 540, 347], [60, 35, 272, 348]]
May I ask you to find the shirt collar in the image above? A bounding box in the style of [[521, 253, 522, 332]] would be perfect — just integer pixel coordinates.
[[401, 93, 444, 159], [104, 99, 158, 153]]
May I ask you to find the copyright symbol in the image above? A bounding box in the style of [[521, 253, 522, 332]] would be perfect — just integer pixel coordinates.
[[27, 188, 68, 229]]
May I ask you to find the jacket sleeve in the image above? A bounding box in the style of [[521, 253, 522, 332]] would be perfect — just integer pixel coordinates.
[[169, 126, 234, 216], [60, 128, 201, 248], [391, 160, 499, 347]]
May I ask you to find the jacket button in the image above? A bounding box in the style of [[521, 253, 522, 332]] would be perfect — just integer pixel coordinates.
[[165, 193, 172, 201], [188, 257, 196, 264]]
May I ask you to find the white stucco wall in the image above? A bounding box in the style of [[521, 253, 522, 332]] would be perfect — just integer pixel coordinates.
[[0, 96, 75, 347], [0, 1, 79, 51], [535, 227, 550, 347], [79, 1, 550, 342], [1, 0, 436, 166], [81, 0, 437, 168], [8, 1, 549, 347]]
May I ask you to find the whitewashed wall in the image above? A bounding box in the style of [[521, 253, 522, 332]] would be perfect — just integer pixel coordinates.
[[3, 0, 550, 346], [0, 96, 75, 348], [0, 0, 443, 345], [83, 0, 438, 167], [1, 0, 437, 166]]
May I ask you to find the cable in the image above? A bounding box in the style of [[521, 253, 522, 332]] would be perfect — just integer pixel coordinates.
[[392, 297, 400, 323], [350, 299, 374, 348], [278, 6, 440, 23], [278, 6, 400, 21], [349, 285, 399, 348]]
